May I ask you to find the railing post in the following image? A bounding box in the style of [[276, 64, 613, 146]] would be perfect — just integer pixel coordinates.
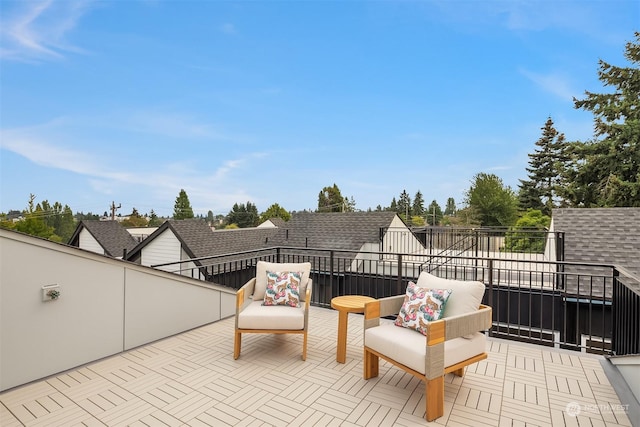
[[397, 253, 403, 295], [487, 258, 494, 337], [487, 258, 494, 308], [611, 268, 618, 355], [555, 232, 565, 290], [330, 250, 335, 299]]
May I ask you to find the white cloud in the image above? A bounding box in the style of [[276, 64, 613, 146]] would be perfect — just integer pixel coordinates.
[[519, 68, 576, 101], [220, 23, 237, 35], [0, 0, 91, 62], [0, 118, 268, 215]]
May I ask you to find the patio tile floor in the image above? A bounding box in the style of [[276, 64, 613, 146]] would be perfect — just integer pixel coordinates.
[[0, 306, 633, 426]]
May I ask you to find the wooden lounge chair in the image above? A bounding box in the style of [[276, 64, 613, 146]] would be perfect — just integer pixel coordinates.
[[234, 261, 312, 360], [363, 272, 492, 421]]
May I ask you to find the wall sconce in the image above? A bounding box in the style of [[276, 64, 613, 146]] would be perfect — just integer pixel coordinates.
[[42, 284, 61, 302]]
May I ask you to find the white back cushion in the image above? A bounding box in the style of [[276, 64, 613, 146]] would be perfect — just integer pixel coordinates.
[[416, 272, 485, 317], [253, 261, 311, 302]]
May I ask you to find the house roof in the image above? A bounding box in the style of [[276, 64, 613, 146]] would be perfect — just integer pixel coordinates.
[[268, 211, 400, 253], [126, 219, 215, 262], [68, 220, 139, 258], [126, 219, 279, 264], [257, 217, 286, 228], [207, 227, 279, 259], [551, 207, 640, 298], [125, 212, 403, 268]]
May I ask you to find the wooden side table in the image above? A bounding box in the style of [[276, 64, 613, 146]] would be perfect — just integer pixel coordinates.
[[330, 295, 376, 363]]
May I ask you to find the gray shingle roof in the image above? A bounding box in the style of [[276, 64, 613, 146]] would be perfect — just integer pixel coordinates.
[[551, 207, 640, 298], [126, 219, 278, 265], [268, 211, 399, 253], [68, 220, 138, 257]]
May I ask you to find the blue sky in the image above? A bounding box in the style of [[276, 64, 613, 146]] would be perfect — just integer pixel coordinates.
[[1, 1, 638, 218]]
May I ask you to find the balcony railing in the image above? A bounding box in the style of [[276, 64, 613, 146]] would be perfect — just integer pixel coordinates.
[[152, 246, 640, 356]]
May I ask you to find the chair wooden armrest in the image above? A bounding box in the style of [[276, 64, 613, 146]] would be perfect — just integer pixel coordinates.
[[363, 295, 404, 330]]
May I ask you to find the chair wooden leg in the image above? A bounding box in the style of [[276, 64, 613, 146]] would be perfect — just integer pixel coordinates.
[[302, 332, 308, 361], [234, 331, 241, 360], [452, 367, 465, 377], [425, 376, 444, 421], [363, 348, 379, 379]]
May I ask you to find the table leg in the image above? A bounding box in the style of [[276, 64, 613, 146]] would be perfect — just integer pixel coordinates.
[[336, 310, 348, 363]]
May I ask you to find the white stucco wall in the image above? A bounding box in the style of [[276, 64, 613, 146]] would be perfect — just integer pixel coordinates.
[[0, 229, 235, 392]]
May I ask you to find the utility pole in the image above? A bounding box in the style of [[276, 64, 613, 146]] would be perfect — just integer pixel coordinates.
[[110, 201, 121, 221]]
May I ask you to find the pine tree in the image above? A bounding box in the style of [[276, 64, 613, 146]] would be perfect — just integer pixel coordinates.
[[426, 200, 443, 226], [173, 189, 194, 219], [570, 32, 640, 207], [518, 117, 569, 215], [397, 190, 412, 220], [444, 197, 457, 216], [412, 191, 425, 218]]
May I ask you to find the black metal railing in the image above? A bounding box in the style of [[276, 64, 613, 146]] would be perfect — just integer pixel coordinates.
[[152, 247, 639, 356]]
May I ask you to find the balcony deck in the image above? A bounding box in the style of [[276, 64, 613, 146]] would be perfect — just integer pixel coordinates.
[[0, 306, 632, 427]]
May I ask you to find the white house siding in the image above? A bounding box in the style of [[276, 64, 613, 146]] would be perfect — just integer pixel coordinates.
[[180, 247, 206, 280], [78, 228, 104, 255], [140, 229, 181, 272]]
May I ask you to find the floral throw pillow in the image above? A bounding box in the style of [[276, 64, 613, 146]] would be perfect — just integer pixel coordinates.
[[263, 271, 302, 307], [394, 281, 452, 335]]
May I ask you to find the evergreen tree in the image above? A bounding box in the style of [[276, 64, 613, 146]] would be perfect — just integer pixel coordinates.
[[412, 191, 425, 218], [148, 209, 163, 226], [173, 189, 194, 219], [227, 202, 259, 228], [389, 197, 398, 212], [317, 184, 345, 212], [569, 32, 640, 207], [397, 190, 412, 220], [426, 200, 443, 226], [444, 197, 457, 216], [518, 117, 569, 215]]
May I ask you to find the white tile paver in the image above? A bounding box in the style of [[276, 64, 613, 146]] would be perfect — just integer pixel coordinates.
[[0, 306, 633, 426]]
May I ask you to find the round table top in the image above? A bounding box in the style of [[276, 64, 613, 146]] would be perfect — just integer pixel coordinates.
[[331, 295, 376, 312]]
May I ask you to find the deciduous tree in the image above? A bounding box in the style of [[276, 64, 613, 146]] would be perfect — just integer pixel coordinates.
[[465, 173, 518, 226], [260, 203, 291, 223]]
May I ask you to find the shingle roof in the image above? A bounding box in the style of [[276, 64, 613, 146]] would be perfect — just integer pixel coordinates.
[[68, 220, 139, 258], [126, 219, 278, 264], [164, 219, 218, 259], [551, 207, 640, 298], [207, 227, 279, 260], [268, 211, 399, 253]]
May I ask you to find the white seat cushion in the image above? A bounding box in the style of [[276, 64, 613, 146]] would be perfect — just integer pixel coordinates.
[[365, 321, 486, 375], [416, 272, 485, 318], [237, 301, 305, 330]]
